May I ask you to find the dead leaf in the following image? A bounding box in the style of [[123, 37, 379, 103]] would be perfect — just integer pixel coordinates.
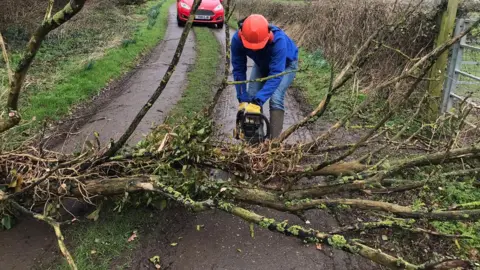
[[316, 243, 323, 250], [127, 231, 138, 242], [87, 207, 101, 222], [237, 248, 242, 253], [157, 134, 170, 152], [381, 235, 388, 241], [91, 250, 97, 255], [14, 175, 23, 192]]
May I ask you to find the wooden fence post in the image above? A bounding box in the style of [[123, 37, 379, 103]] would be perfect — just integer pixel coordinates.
[[427, 0, 459, 121]]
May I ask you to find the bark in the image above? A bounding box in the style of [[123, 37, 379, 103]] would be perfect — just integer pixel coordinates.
[[219, 203, 424, 269], [329, 219, 473, 239], [384, 143, 480, 177], [232, 188, 480, 221], [10, 201, 77, 270], [0, 0, 87, 133]]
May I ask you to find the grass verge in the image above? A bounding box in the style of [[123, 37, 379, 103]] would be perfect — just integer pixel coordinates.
[[164, 26, 222, 124], [57, 204, 154, 270], [1, 0, 175, 148]]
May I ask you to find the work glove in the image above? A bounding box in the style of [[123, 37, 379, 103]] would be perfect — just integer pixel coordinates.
[[245, 103, 261, 114], [238, 102, 248, 112]]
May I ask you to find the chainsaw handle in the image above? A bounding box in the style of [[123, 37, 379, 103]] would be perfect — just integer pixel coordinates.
[[259, 113, 271, 140], [243, 112, 270, 140]]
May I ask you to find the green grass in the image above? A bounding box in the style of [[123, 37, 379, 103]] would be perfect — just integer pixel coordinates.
[[164, 26, 221, 124], [292, 49, 366, 121], [0, 0, 175, 147], [56, 203, 155, 270]]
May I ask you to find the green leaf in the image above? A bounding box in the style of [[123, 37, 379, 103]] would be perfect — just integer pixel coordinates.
[[149, 255, 161, 264], [1, 215, 12, 230], [170, 242, 178, 246], [160, 199, 167, 211]]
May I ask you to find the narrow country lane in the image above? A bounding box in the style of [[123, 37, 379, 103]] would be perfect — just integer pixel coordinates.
[[54, 4, 196, 153]]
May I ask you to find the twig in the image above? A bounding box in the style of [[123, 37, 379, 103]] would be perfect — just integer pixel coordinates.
[[234, 189, 480, 221], [328, 219, 474, 239], [9, 201, 77, 270], [227, 69, 301, 85], [0, 0, 87, 134], [208, 0, 232, 116], [44, 0, 55, 21], [0, 33, 13, 84], [302, 17, 480, 152], [358, 87, 430, 163]]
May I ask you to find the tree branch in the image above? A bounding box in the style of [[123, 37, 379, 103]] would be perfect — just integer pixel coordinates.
[[9, 200, 77, 270], [0, 33, 13, 84], [0, 0, 87, 134], [100, 0, 203, 159]]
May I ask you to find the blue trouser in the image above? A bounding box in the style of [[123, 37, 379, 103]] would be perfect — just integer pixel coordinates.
[[247, 60, 298, 111]]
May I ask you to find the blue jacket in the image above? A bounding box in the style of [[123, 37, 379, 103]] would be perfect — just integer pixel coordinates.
[[231, 25, 298, 105]]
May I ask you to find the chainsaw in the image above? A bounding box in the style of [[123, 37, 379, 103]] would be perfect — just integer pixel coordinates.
[[233, 109, 271, 144]]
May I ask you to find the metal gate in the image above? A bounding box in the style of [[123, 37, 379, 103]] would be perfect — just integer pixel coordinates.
[[442, 18, 480, 114]]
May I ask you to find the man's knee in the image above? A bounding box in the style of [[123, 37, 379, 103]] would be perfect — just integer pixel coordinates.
[[269, 94, 285, 111]]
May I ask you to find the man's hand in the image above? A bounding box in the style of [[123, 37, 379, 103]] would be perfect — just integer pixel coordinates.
[[245, 103, 261, 114], [238, 102, 248, 112]]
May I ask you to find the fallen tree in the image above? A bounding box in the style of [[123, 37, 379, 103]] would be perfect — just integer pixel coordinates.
[[1, 0, 480, 269]]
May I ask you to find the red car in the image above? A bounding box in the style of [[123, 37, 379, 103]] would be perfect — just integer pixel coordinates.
[[177, 0, 225, 28]]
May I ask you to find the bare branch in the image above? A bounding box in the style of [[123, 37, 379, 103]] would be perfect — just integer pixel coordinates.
[[0, 33, 13, 84], [100, 0, 203, 159], [0, 0, 87, 133], [10, 201, 77, 270]]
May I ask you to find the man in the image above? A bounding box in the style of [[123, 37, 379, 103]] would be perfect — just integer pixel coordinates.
[[231, 14, 298, 139]]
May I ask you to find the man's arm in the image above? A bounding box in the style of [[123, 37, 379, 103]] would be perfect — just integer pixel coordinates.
[[252, 37, 287, 105], [231, 33, 249, 103]]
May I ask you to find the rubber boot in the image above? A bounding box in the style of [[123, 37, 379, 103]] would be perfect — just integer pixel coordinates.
[[269, 109, 284, 139]]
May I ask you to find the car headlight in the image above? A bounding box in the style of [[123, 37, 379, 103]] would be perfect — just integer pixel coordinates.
[[214, 4, 223, 11], [180, 2, 191, 10]]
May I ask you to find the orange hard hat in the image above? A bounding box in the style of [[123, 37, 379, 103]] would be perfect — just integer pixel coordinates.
[[239, 14, 271, 50]]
